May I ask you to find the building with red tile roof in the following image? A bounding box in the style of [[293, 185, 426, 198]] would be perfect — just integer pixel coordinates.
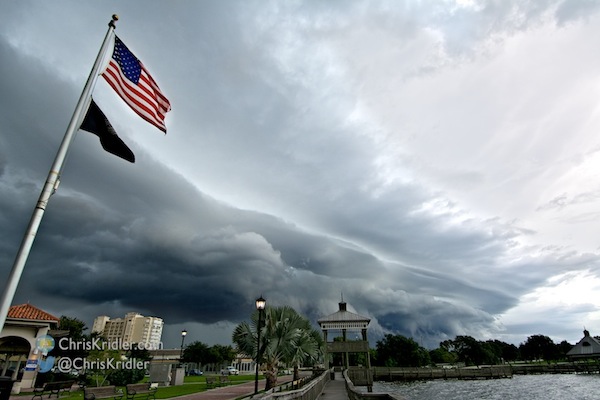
[[1, 304, 60, 391], [7, 303, 60, 323]]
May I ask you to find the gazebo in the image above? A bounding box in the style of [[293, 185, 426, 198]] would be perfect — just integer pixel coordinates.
[[317, 298, 372, 391], [567, 329, 600, 360]]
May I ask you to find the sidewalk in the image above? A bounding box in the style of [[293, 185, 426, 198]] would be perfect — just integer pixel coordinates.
[[316, 372, 349, 400], [7, 373, 350, 400], [8, 376, 294, 400], [155, 374, 299, 400], [172, 377, 286, 400], [174, 373, 349, 400]]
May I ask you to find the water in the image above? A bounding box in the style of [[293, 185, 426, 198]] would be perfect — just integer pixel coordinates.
[[372, 374, 600, 400]]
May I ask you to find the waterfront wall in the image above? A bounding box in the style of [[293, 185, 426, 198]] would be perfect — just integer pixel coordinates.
[[370, 363, 600, 381], [372, 366, 513, 381], [511, 363, 600, 374]]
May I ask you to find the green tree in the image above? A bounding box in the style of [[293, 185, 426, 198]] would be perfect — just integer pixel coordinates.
[[284, 317, 324, 380], [374, 334, 430, 367], [108, 343, 152, 385], [437, 337, 519, 366], [443, 336, 489, 366], [183, 341, 210, 368], [557, 340, 573, 360], [485, 339, 519, 363], [429, 347, 458, 365], [86, 345, 121, 387], [208, 344, 236, 366], [519, 335, 558, 361], [58, 316, 88, 339], [49, 316, 89, 361], [232, 305, 323, 391], [107, 368, 145, 386]]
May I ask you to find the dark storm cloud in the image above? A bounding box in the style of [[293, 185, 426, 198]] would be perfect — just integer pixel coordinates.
[[0, 36, 399, 327], [3, 1, 600, 349]]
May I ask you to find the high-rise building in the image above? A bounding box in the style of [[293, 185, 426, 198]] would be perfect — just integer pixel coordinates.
[[92, 315, 110, 334], [92, 312, 163, 349]]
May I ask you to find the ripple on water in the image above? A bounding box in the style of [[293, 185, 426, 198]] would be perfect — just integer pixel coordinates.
[[372, 373, 600, 400]]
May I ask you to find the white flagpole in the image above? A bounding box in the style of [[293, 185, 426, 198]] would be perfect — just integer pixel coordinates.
[[0, 15, 119, 332]]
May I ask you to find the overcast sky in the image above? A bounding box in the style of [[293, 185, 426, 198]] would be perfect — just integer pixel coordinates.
[[2, 0, 600, 350]]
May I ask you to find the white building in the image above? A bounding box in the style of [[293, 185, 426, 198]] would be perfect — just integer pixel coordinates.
[[92, 312, 163, 349], [0, 303, 60, 390]]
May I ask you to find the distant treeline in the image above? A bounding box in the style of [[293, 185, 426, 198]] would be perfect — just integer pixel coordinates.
[[337, 334, 583, 368]]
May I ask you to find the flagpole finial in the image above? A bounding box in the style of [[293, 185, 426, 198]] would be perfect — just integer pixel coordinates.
[[109, 14, 119, 28]]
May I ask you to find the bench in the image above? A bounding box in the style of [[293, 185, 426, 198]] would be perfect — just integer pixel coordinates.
[[205, 377, 217, 389], [125, 383, 157, 400], [218, 376, 229, 387], [84, 386, 123, 400], [32, 380, 77, 399]]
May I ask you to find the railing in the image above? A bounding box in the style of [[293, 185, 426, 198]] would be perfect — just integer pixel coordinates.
[[343, 370, 405, 400], [274, 375, 310, 392], [347, 367, 373, 386], [243, 370, 330, 400]]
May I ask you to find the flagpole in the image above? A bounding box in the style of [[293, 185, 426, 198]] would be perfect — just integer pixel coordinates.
[[0, 15, 119, 332]]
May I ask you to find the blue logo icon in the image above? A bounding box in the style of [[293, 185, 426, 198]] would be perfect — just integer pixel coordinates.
[[36, 335, 55, 355], [35, 334, 56, 373], [38, 356, 55, 373]]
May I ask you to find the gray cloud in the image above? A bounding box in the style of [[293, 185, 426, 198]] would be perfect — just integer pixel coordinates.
[[2, 1, 600, 349]]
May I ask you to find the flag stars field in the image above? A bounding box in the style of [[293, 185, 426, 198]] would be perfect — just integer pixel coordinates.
[[112, 38, 142, 84], [103, 35, 171, 133]]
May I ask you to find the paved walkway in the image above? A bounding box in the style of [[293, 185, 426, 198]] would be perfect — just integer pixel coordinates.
[[174, 373, 350, 400], [8, 373, 350, 400], [172, 377, 286, 400], [8, 377, 293, 400], [315, 372, 349, 400]]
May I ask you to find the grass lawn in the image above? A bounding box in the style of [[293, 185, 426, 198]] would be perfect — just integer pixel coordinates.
[[15, 375, 262, 400], [181, 374, 255, 384], [154, 382, 206, 398]]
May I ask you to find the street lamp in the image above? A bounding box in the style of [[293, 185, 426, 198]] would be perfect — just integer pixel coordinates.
[[180, 329, 187, 366], [254, 296, 266, 394]]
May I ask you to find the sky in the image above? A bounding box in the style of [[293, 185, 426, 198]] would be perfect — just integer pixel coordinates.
[[2, 0, 600, 351]]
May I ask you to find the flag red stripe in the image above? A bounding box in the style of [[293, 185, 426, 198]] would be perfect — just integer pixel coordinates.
[[103, 71, 165, 131], [102, 53, 171, 132], [104, 65, 163, 122], [103, 75, 167, 132], [103, 69, 164, 130], [104, 62, 164, 123], [138, 64, 170, 113]]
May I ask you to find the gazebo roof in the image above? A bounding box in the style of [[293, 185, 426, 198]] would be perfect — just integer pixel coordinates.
[[318, 301, 370, 330], [567, 329, 600, 358]]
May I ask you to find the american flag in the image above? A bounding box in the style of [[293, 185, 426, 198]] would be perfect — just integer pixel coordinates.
[[102, 36, 171, 132]]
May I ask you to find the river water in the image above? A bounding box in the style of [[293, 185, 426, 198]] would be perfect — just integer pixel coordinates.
[[371, 374, 600, 400]]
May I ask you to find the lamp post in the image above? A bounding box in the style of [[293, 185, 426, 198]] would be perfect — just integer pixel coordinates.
[[254, 296, 266, 394], [180, 329, 187, 367]]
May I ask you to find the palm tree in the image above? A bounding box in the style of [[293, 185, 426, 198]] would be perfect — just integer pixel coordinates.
[[232, 305, 324, 391], [283, 317, 324, 381]]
